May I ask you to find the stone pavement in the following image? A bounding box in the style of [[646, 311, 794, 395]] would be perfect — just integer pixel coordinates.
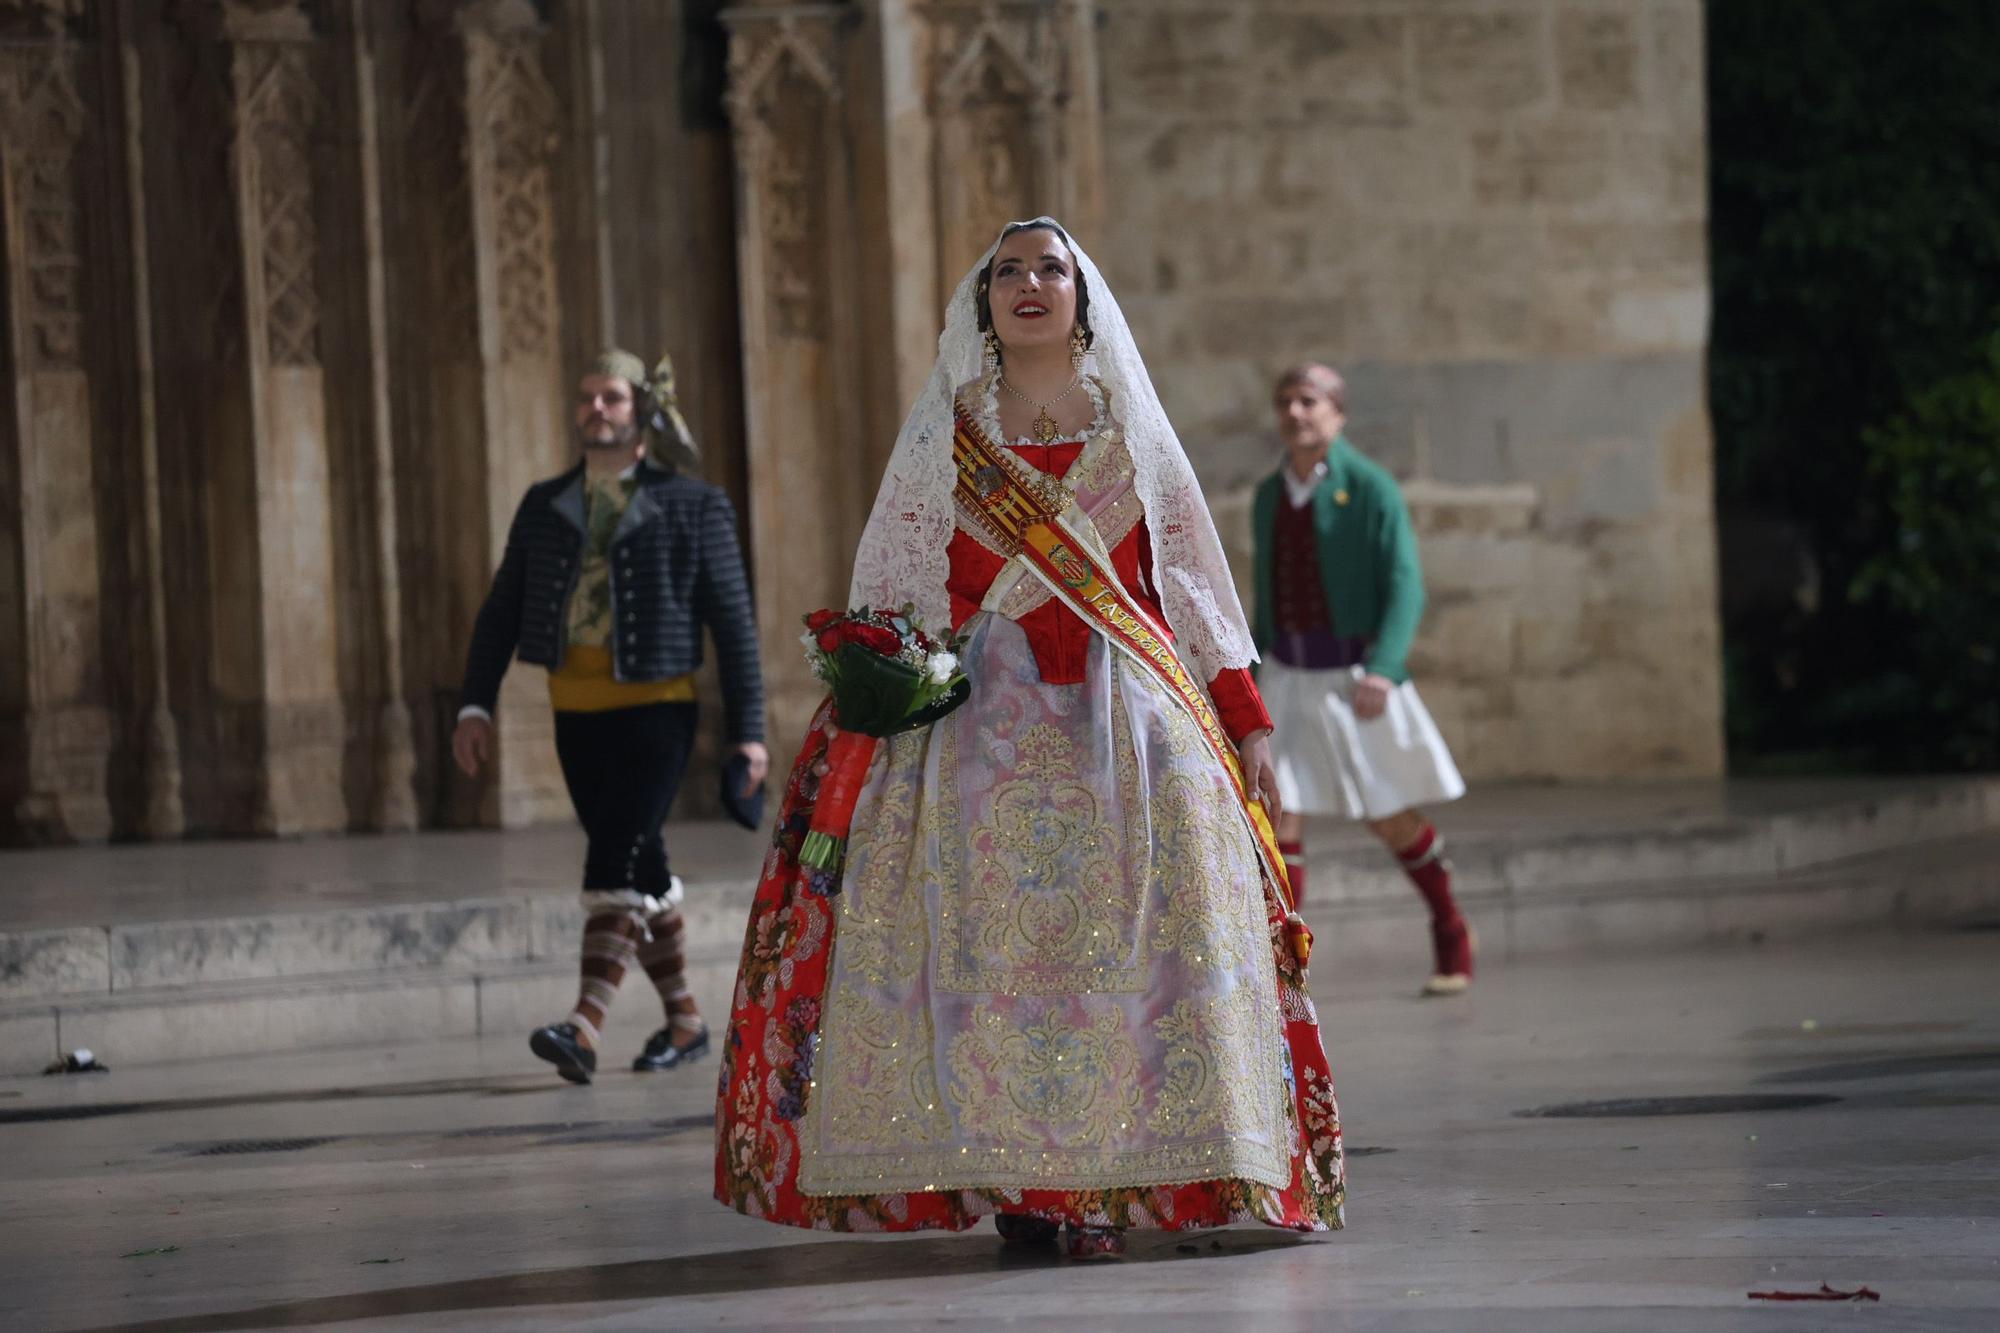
[[3, 932, 1997, 1331]]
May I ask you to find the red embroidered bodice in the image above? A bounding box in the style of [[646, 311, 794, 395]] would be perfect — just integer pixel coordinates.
[[947, 438, 1271, 744]]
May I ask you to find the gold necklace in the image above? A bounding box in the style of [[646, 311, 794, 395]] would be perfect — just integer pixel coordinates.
[[998, 374, 1083, 445]]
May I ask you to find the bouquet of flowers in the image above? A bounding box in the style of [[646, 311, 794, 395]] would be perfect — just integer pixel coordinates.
[[797, 606, 969, 876]]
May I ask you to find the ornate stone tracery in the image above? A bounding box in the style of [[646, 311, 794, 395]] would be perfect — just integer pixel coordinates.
[[468, 31, 558, 358], [921, 0, 1099, 290], [725, 11, 845, 345], [235, 41, 323, 366], [1, 46, 87, 369]]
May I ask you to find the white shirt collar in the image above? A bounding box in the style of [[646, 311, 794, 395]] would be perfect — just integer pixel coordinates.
[[1283, 459, 1327, 509]]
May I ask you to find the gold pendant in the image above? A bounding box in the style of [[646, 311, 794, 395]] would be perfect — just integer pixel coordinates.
[[1032, 407, 1059, 444]]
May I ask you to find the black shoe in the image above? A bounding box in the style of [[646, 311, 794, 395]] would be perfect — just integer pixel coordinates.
[[632, 1020, 710, 1072], [529, 1022, 596, 1085], [994, 1213, 1060, 1246]]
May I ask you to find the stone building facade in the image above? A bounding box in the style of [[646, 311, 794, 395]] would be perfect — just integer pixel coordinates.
[[0, 0, 1719, 845], [1099, 1, 1721, 780]]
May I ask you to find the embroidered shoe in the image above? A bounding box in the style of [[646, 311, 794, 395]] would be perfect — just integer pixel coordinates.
[[529, 1022, 596, 1084], [1062, 1223, 1127, 1260], [632, 1015, 710, 1072]]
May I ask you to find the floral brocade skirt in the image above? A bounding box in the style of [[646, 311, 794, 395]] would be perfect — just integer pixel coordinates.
[[714, 614, 1345, 1233]]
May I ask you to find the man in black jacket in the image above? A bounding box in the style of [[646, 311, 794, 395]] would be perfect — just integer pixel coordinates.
[[453, 348, 766, 1084]]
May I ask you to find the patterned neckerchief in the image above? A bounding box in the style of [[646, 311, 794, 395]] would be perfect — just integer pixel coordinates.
[[567, 469, 640, 648]]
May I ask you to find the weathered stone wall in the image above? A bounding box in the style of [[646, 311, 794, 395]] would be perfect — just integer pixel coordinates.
[[1096, 0, 1721, 778]]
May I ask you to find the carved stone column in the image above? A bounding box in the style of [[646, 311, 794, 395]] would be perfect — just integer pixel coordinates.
[[0, 0, 113, 843], [227, 1, 347, 832], [464, 2, 572, 827], [104, 2, 187, 840], [134, 1, 348, 835], [921, 0, 1102, 299], [722, 3, 871, 749], [382, 0, 572, 828], [321, 0, 417, 829]]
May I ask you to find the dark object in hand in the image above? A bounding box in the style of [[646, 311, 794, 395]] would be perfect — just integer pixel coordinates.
[[720, 752, 767, 830]]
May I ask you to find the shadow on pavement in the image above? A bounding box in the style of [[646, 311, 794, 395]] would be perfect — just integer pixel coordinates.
[[71, 1230, 1305, 1332], [0, 1075, 565, 1126]]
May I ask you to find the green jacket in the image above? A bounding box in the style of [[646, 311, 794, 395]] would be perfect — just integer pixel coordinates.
[[1251, 437, 1425, 684]]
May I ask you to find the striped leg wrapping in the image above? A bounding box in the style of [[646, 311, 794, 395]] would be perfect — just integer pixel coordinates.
[[639, 908, 692, 1009], [567, 912, 644, 1047]]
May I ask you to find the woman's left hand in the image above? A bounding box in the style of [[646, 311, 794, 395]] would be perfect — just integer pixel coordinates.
[[1239, 728, 1281, 824]]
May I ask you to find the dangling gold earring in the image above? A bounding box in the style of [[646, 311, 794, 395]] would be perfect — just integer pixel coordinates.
[[983, 329, 1002, 370], [1069, 326, 1088, 373]]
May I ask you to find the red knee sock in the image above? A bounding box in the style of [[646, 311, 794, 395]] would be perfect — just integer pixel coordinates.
[[1396, 824, 1457, 919], [1279, 838, 1307, 906], [1397, 823, 1472, 977]]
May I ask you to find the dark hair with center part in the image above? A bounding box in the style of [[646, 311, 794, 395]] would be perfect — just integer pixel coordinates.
[[974, 218, 1093, 351]]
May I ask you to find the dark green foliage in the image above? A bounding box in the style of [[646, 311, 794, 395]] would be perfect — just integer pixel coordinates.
[[1850, 339, 2000, 763], [1708, 0, 2000, 769]]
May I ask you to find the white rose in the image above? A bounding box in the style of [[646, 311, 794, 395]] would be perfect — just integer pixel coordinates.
[[926, 651, 958, 684]]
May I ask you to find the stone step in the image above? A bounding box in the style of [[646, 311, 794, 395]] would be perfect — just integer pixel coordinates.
[[6, 828, 1997, 1074], [0, 955, 746, 1080], [4, 778, 1998, 1071], [1302, 773, 2000, 904], [0, 878, 760, 1003], [3, 772, 2000, 1000], [8, 778, 1994, 1005]]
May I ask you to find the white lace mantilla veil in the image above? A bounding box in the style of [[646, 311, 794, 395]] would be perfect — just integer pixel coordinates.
[[846, 218, 1258, 681]]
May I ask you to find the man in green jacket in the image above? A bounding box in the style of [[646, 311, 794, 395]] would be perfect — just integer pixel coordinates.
[[1252, 363, 1472, 994]]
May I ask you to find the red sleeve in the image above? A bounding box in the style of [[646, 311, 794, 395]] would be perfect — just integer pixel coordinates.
[[1208, 667, 1272, 744]]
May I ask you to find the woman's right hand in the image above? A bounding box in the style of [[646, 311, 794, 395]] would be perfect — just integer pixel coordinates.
[[452, 715, 494, 777]]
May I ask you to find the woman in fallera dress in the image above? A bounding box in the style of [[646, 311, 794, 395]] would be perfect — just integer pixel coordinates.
[[713, 218, 1345, 1259]]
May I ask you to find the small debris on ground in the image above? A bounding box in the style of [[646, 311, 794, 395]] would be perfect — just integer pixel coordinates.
[[44, 1049, 108, 1075], [121, 1246, 180, 1259], [1748, 1284, 1880, 1302]]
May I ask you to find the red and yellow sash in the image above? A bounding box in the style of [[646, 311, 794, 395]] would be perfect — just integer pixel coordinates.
[[952, 404, 1311, 963]]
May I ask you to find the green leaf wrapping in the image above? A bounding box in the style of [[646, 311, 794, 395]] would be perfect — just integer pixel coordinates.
[[825, 643, 970, 738]]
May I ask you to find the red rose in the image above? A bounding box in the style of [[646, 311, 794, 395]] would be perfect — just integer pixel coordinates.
[[805, 608, 842, 632], [851, 624, 902, 656], [816, 628, 843, 653]]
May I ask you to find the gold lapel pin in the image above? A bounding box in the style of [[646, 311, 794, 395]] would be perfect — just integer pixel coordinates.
[[1334, 488, 1350, 506]]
